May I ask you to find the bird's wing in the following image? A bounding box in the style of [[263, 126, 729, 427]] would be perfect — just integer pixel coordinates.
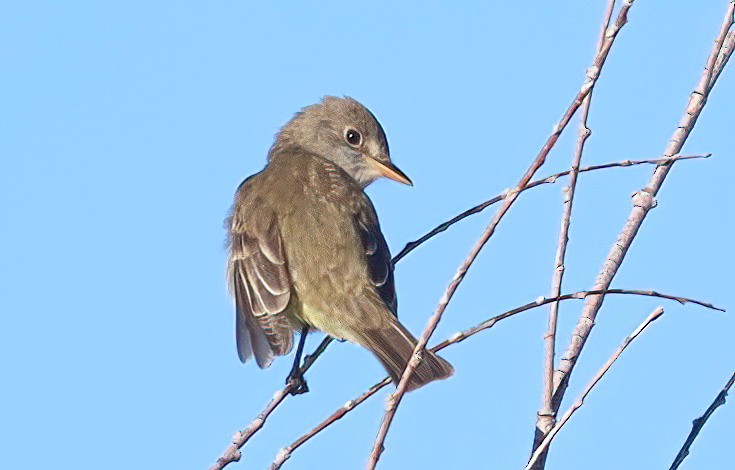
[[228, 192, 293, 368], [354, 205, 397, 314]]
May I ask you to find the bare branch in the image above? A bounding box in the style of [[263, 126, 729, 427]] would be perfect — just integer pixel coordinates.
[[538, 0, 617, 449], [270, 290, 720, 469], [210, 388, 291, 470], [434, 288, 720, 349], [526, 307, 666, 470], [548, 6, 735, 466], [670, 371, 735, 470], [391, 154, 708, 264]]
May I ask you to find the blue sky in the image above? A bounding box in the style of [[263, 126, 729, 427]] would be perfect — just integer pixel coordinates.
[[2, 2, 733, 469]]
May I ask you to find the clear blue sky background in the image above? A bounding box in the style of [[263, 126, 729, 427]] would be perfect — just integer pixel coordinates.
[[2, 2, 733, 469]]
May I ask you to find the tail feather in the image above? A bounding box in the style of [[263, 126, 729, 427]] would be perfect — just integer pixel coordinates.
[[359, 319, 453, 391]]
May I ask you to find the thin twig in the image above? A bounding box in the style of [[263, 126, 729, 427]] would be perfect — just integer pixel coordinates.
[[209, 337, 333, 470], [538, 0, 617, 450], [547, 6, 735, 468], [391, 154, 708, 264], [432, 288, 720, 350], [270, 290, 720, 469], [210, 388, 291, 470], [270, 378, 393, 470], [526, 307, 666, 470], [367, 3, 635, 466], [669, 371, 735, 470], [207, 154, 711, 470]]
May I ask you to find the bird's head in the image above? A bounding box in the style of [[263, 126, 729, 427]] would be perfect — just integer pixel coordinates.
[[271, 96, 412, 188]]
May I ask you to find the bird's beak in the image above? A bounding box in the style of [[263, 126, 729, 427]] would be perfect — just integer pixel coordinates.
[[365, 155, 413, 186]]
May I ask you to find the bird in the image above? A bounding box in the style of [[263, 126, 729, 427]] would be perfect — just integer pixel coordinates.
[[226, 96, 453, 393]]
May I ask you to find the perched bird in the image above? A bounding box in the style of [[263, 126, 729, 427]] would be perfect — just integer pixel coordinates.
[[226, 96, 453, 392]]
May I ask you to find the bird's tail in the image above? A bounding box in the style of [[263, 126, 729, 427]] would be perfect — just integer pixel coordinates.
[[359, 318, 454, 391]]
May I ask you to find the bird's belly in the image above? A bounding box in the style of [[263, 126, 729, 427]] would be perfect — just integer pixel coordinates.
[[299, 303, 360, 344]]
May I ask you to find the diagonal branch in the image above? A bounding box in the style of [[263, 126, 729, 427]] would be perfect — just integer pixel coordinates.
[[546, 6, 735, 468], [270, 290, 720, 469], [367, 2, 637, 467], [526, 307, 666, 470], [669, 371, 735, 470], [538, 0, 617, 450]]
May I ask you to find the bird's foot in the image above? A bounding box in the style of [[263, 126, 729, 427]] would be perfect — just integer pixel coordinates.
[[286, 367, 309, 395]]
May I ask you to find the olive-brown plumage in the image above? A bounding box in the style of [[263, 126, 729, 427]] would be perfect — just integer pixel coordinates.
[[227, 96, 453, 391]]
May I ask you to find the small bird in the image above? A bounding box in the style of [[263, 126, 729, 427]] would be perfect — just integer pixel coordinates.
[[226, 96, 453, 392]]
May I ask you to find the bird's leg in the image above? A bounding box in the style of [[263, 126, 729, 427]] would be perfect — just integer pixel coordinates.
[[303, 336, 334, 364], [286, 325, 310, 395]]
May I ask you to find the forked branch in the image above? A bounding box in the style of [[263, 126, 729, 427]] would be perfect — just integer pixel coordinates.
[[541, 4, 735, 467], [526, 308, 666, 470]]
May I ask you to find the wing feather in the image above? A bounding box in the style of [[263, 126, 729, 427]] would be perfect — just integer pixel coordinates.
[[228, 196, 294, 367], [355, 210, 397, 314]]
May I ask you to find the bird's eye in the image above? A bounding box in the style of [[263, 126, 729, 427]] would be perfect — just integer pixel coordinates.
[[344, 128, 362, 147]]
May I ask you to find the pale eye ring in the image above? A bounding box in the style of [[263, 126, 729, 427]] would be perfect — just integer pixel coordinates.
[[344, 128, 363, 147]]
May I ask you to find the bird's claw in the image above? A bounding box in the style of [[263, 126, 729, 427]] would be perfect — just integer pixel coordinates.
[[286, 368, 309, 395]]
